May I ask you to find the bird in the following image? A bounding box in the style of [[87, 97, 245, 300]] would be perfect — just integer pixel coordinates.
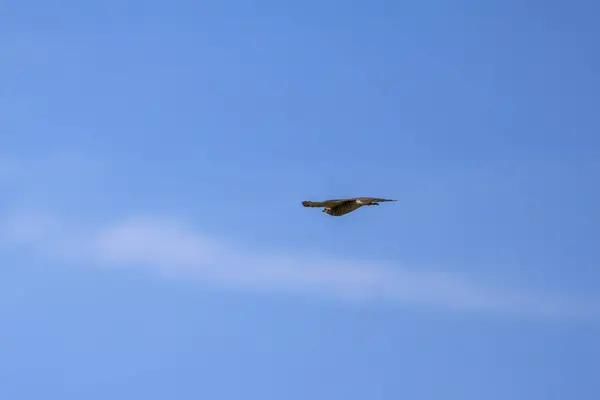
[[302, 197, 397, 216]]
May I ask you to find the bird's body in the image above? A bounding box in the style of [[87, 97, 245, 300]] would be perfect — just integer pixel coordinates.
[[302, 197, 397, 216]]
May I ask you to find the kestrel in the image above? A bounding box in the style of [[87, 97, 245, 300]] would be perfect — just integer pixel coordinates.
[[302, 197, 397, 216]]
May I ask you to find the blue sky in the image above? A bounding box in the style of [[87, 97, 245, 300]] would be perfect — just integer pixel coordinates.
[[1, 1, 600, 399]]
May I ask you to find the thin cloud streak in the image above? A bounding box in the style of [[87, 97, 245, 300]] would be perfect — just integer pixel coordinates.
[[2, 211, 599, 320]]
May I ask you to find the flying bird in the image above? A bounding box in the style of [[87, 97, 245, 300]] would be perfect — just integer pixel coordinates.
[[302, 197, 397, 216]]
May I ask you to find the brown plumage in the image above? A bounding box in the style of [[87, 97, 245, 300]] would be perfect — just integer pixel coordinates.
[[302, 197, 397, 216]]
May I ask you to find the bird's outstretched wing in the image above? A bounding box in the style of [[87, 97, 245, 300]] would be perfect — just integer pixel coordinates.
[[358, 197, 397, 203], [302, 197, 397, 207]]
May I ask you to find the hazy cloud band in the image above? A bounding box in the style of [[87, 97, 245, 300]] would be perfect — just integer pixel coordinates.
[[2, 211, 598, 320]]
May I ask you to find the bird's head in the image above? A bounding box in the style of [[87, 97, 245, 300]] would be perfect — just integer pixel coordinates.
[[322, 207, 331, 214]]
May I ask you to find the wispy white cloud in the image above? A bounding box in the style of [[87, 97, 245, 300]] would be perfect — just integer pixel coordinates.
[[2, 210, 598, 320]]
